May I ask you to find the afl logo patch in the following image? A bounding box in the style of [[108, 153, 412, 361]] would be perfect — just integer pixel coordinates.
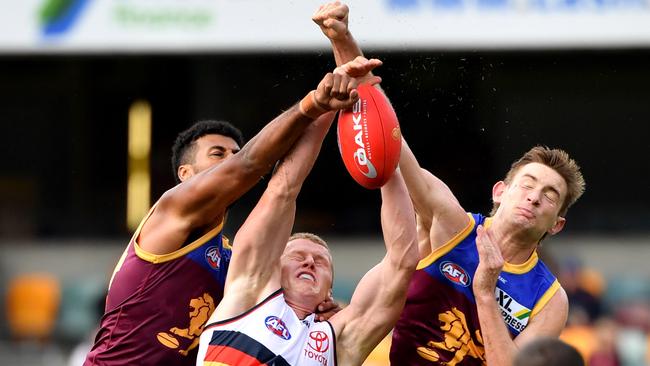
[[205, 246, 221, 270], [440, 261, 471, 287], [307, 331, 330, 352], [265, 316, 291, 340]]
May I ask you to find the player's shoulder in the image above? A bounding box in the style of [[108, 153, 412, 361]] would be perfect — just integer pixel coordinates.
[[552, 284, 569, 307]]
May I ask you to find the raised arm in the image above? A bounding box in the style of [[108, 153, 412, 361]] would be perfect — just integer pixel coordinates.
[[213, 62, 381, 320], [313, 2, 379, 85], [329, 169, 419, 365], [214, 112, 335, 321], [315, 2, 469, 254], [313, 2, 364, 68], [398, 139, 469, 255], [139, 57, 382, 254]]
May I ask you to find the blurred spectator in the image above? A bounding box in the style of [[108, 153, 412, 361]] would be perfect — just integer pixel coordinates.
[[614, 302, 650, 366], [616, 328, 647, 366], [615, 302, 650, 333], [513, 337, 584, 366], [559, 257, 605, 324], [646, 335, 650, 365], [561, 313, 597, 362], [589, 317, 621, 366]]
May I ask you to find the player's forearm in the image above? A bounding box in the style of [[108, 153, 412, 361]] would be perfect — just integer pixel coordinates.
[[336, 172, 417, 364], [240, 103, 316, 177], [177, 103, 315, 220], [330, 33, 364, 66], [398, 139, 435, 220], [475, 293, 518, 366], [267, 112, 334, 199], [381, 170, 419, 271]]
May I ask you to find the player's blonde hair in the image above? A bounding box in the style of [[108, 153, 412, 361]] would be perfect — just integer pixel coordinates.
[[491, 146, 585, 217], [288, 232, 329, 249]]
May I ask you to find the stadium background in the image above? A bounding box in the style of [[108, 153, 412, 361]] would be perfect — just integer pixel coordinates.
[[1, 0, 650, 365]]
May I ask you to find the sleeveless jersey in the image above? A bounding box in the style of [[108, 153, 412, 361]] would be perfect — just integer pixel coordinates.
[[197, 289, 337, 366], [84, 206, 231, 366], [390, 213, 560, 366]]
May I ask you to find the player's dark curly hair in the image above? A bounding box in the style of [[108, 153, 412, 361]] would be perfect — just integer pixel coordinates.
[[171, 120, 244, 184]]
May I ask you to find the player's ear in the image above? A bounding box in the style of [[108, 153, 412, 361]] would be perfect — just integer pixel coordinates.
[[548, 216, 566, 236], [492, 181, 506, 205], [178, 164, 194, 182]]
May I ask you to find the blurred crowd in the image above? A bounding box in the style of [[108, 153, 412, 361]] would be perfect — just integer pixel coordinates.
[[558, 255, 650, 366], [2, 250, 650, 366]]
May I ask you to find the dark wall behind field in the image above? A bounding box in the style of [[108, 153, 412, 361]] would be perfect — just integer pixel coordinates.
[[1, 50, 649, 239]]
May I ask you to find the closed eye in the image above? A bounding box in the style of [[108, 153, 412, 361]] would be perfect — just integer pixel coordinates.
[[544, 192, 558, 204], [314, 259, 327, 267], [520, 175, 537, 190], [289, 254, 305, 262]]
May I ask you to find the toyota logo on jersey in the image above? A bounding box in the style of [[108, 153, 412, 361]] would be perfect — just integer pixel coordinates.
[[307, 331, 330, 352]]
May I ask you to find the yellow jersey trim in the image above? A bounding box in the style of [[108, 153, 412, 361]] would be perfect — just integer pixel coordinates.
[[132, 204, 225, 264], [503, 251, 539, 274], [107, 204, 159, 289], [108, 246, 129, 290], [530, 279, 561, 319], [482, 216, 493, 228], [417, 213, 475, 270], [222, 235, 231, 250]]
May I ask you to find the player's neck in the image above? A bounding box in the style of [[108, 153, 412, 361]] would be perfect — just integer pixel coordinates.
[[499, 240, 537, 265], [285, 295, 317, 320], [490, 219, 539, 264]]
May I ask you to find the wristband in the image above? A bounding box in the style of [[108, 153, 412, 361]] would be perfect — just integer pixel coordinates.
[[299, 90, 328, 120]]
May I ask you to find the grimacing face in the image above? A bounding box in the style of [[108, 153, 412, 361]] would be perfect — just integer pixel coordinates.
[[178, 134, 240, 182], [493, 162, 568, 237], [280, 239, 333, 306]]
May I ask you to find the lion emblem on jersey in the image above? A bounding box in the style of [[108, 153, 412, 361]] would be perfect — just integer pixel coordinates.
[[416, 307, 485, 365], [157, 293, 215, 356]]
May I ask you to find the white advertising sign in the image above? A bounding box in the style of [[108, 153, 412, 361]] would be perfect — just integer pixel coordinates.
[[1, 0, 649, 53]]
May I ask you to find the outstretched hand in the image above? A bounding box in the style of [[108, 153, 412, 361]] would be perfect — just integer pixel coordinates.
[[314, 56, 382, 110], [473, 225, 504, 298], [335, 56, 382, 79], [313, 1, 350, 41]]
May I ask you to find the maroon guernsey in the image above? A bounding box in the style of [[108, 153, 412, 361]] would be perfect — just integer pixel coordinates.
[[390, 214, 560, 365], [84, 208, 231, 366]]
